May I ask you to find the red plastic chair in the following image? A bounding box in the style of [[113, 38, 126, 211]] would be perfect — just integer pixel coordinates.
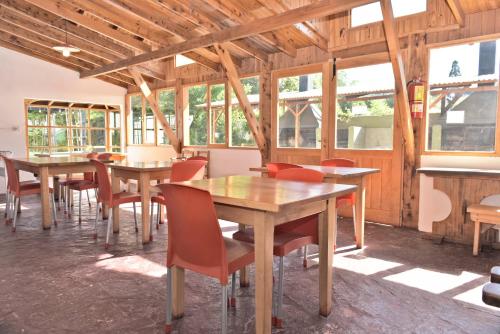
[[265, 162, 302, 178], [149, 160, 207, 234], [91, 159, 141, 248], [320, 158, 356, 226], [3, 157, 57, 232], [157, 184, 254, 334], [233, 168, 324, 328]]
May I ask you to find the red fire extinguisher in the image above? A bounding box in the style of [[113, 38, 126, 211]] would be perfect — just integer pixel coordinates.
[[407, 79, 425, 119]]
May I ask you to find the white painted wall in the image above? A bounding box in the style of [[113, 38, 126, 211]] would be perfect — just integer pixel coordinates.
[[0, 47, 126, 193]]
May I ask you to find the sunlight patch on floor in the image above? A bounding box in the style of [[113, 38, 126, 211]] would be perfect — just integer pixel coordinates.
[[453, 283, 500, 312], [95, 255, 166, 278], [384, 268, 481, 294]]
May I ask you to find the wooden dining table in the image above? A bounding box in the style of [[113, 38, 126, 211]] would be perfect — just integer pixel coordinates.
[[250, 165, 380, 249], [108, 160, 174, 244], [9, 156, 100, 229], [175, 175, 357, 334]]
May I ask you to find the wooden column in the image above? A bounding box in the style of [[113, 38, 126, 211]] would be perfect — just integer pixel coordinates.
[[260, 61, 273, 164]]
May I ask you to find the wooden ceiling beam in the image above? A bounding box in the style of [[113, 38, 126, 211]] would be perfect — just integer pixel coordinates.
[[81, 0, 376, 78], [23, 0, 151, 52], [128, 68, 181, 153], [202, 0, 297, 57], [0, 0, 133, 58], [380, 0, 415, 164], [445, 0, 465, 27], [214, 42, 267, 158], [153, 0, 269, 61], [254, 0, 328, 51]]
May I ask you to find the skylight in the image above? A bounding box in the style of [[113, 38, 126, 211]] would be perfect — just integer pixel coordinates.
[[351, 0, 427, 28], [175, 54, 195, 67]]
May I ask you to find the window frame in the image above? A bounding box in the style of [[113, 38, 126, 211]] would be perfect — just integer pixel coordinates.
[[423, 38, 500, 157], [24, 100, 122, 156]]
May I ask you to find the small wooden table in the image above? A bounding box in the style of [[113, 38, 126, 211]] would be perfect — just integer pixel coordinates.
[[108, 161, 174, 244], [175, 175, 357, 334], [250, 165, 379, 248], [10, 156, 99, 229]]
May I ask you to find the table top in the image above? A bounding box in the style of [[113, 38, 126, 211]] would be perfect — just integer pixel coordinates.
[[176, 175, 357, 212], [417, 167, 500, 177], [250, 164, 379, 178], [109, 160, 174, 172], [10, 156, 95, 167]]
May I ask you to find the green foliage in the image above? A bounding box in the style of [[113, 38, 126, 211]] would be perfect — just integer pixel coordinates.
[[188, 85, 208, 145]]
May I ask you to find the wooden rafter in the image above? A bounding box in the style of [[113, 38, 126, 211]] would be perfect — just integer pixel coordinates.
[[214, 43, 267, 158], [380, 0, 415, 164], [128, 68, 181, 153], [445, 0, 465, 27], [81, 0, 376, 78]]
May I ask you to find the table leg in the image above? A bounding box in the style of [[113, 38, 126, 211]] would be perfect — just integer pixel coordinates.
[[39, 167, 51, 230], [53, 176, 60, 201], [172, 266, 185, 318], [238, 223, 250, 287], [140, 172, 151, 243], [319, 199, 336, 316], [111, 169, 121, 233], [253, 213, 274, 334], [354, 176, 366, 248]]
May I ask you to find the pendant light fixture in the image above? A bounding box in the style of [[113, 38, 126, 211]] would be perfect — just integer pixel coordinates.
[[52, 20, 80, 57]]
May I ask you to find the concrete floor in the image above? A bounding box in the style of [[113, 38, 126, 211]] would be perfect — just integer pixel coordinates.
[[1, 195, 500, 334]]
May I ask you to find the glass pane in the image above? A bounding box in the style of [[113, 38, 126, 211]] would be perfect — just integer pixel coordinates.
[[230, 77, 259, 147], [111, 147, 121, 153], [90, 110, 105, 128], [351, 0, 426, 27], [336, 63, 395, 150], [28, 127, 49, 146], [91, 129, 106, 147], [145, 101, 155, 144], [158, 89, 176, 145], [210, 84, 226, 144], [72, 128, 88, 147], [427, 40, 500, 152], [27, 106, 48, 126], [186, 85, 207, 146], [28, 147, 49, 157], [109, 111, 121, 128], [111, 129, 121, 146], [50, 108, 68, 126], [71, 109, 88, 127], [51, 127, 69, 147], [278, 72, 322, 148], [131, 95, 143, 144], [52, 147, 70, 153]]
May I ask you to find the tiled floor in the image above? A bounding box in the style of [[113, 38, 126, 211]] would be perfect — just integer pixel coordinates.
[[1, 194, 500, 333]]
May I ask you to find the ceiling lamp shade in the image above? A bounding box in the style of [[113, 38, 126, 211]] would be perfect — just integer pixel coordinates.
[[52, 20, 80, 58]]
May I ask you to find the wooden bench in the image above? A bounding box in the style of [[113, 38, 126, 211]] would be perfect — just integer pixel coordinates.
[[467, 204, 500, 256]]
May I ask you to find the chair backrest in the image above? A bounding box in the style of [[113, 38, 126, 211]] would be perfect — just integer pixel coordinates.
[[320, 158, 355, 168], [84, 152, 98, 181], [97, 153, 113, 161], [157, 184, 229, 283], [3, 157, 19, 193], [274, 168, 324, 239], [187, 156, 208, 162], [171, 160, 207, 182], [266, 162, 302, 178], [90, 159, 111, 203]]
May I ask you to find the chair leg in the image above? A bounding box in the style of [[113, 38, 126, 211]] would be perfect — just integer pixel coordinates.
[[165, 267, 173, 333], [105, 210, 113, 249], [149, 201, 154, 235], [275, 256, 284, 328], [58, 184, 63, 211], [12, 196, 19, 232], [5, 191, 10, 219], [221, 284, 228, 334], [51, 193, 57, 227], [351, 205, 356, 245], [86, 189, 91, 208], [230, 273, 236, 307], [133, 202, 138, 233], [78, 191, 82, 224], [93, 202, 100, 239], [157, 203, 161, 229], [303, 245, 308, 268]]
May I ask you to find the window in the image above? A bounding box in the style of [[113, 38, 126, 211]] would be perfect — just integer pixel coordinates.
[[185, 84, 208, 146], [209, 84, 226, 145], [277, 72, 322, 148], [157, 89, 176, 145], [25, 100, 121, 156], [144, 101, 155, 144], [230, 76, 260, 147], [175, 54, 195, 67], [351, 0, 426, 28], [426, 40, 500, 152], [336, 63, 395, 150], [131, 95, 143, 144]]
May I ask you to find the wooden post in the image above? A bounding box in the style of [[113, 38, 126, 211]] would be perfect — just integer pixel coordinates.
[[445, 0, 465, 27], [260, 61, 273, 164], [128, 68, 181, 153]]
